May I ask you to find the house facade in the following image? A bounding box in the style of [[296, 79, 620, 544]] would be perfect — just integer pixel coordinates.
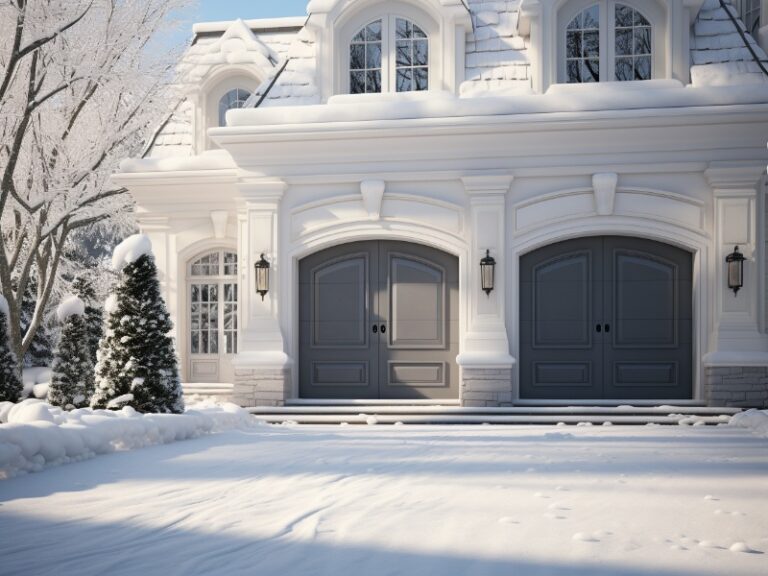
[[115, 0, 768, 408]]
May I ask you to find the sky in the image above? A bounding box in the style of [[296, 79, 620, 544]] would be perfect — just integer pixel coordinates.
[[195, 0, 308, 23], [167, 0, 309, 50]]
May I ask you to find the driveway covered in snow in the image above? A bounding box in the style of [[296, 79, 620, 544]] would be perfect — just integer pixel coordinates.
[[1, 424, 766, 576]]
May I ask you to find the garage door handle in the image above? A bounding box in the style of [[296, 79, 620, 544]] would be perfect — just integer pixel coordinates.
[[604, 324, 610, 333], [380, 324, 386, 334], [596, 324, 602, 333], [372, 325, 378, 334]]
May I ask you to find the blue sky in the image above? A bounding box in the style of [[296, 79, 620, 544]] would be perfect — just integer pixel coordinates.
[[195, 0, 308, 23]]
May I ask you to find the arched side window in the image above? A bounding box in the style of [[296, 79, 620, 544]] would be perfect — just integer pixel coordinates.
[[218, 88, 251, 127], [563, 1, 653, 84], [189, 250, 238, 356], [349, 16, 429, 94]]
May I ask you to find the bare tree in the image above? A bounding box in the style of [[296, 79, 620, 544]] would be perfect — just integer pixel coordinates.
[[0, 0, 190, 375]]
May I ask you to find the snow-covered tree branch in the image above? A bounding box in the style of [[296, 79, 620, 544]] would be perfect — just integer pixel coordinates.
[[0, 0, 190, 376]]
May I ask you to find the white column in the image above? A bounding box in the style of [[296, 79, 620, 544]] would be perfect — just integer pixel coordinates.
[[704, 162, 768, 366], [235, 179, 290, 369], [459, 175, 515, 368]]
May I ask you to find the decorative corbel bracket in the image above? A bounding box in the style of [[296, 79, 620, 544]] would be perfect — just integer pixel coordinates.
[[592, 173, 618, 216]]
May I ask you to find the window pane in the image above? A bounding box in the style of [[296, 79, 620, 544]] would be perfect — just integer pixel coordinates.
[[568, 12, 582, 30], [352, 28, 365, 42], [350, 71, 365, 93], [191, 332, 199, 354], [634, 27, 651, 55], [210, 332, 218, 354], [191, 284, 199, 302], [414, 67, 428, 91], [635, 56, 651, 80], [366, 69, 381, 92], [366, 42, 381, 69], [567, 31, 581, 58], [396, 40, 411, 67], [223, 252, 237, 276], [583, 59, 599, 82], [615, 4, 633, 27], [615, 57, 632, 81], [413, 24, 427, 39], [350, 44, 365, 69], [567, 60, 581, 83], [366, 20, 382, 41], [396, 68, 412, 92], [396, 18, 410, 39], [201, 331, 208, 354], [615, 29, 632, 56], [634, 9, 650, 27], [583, 31, 599, 57], [583, 5, 599, 29], [414, 40, 428, 66]]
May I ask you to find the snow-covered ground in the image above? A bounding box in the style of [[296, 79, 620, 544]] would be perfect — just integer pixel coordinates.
[[1, 423, 766, 576]]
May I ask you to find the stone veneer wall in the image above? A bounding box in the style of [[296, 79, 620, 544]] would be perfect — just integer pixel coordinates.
[[233, 368, 290, 407], [705, 366, 768, 408], [460, 367, 513, 407]]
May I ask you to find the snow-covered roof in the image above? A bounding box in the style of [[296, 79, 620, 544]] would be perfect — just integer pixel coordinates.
[[145, 1, 767, 158], [690, 0, 768, 86]]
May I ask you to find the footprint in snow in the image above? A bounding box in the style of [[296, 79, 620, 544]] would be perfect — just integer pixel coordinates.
[[572, 532, 600, 542], [544, 513, 567, 520], [548, 503, 571, 511], [698, 540, 725, 549], [703, 495, 719, 501], [498, 517, 519, 525]]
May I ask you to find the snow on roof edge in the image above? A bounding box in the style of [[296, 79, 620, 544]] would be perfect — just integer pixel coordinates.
[[193, 16, 307, 36]]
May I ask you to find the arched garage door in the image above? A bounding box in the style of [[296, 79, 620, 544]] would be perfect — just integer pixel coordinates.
[[299, 241, 459, 400], [520, 236, 693, 400]]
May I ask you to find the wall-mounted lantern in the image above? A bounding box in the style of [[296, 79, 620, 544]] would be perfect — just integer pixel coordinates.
[[254, 253, 270, 301], [480, 249, 496, 296], [725, 245, 745, 296]]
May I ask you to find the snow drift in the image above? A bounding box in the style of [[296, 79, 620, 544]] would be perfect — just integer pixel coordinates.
[[0, 399, 256, 478], [729, 408, 768, 438]]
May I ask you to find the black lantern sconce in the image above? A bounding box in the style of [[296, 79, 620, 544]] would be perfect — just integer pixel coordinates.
[[480, 249, 496, 296], [254, 253, 270, 301], [725, 246, 745, 296]]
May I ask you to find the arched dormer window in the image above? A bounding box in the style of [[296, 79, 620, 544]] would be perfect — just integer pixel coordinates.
[[218, 88, 251, 126], [348, 16, 429, 94], [562, 1, 654, 84]]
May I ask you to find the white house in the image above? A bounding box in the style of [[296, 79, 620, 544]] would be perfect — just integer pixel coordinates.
[[115, 0, 768, 408]]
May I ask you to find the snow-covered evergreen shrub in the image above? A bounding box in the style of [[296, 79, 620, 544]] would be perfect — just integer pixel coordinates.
[[48, 296, 94, 410], [0, 295, 23, 402], [92, 235, 183, 414], [71, 276, 103, 365]]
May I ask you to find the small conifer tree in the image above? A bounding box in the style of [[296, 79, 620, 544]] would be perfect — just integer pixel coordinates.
[[71, 276, 103, 365], [48, 296, 95, 410], [0, 295, 23, 403], [92, 235, 184, 413]]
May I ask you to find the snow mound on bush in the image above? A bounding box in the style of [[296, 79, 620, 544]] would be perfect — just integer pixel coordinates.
[[0, 294, 8, 317], [0, 399, 256, 478], [729, 409, 768, 438], [112, 234, 152, 271], [56, 295, 85, 322]]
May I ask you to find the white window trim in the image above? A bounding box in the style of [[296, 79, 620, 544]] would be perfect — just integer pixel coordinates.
[[557, 0, 664, 84], [336, 2, 439, 96], [198, 71, 261, 151]]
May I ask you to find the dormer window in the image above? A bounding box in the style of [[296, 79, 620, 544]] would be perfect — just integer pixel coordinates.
[[349, 17, 429, 94], [218, 88, 251, 126], [562, 1, 653, 84]]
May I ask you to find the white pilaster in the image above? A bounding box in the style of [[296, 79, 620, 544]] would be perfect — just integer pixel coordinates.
[[235, 178, 290, 369], [704, 162, 768, 366], [459, 174, 515, 368]]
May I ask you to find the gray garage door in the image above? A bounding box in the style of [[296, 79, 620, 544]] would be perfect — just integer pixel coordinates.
[[520, 236, 693, 400], [299, 241, 459, 400]]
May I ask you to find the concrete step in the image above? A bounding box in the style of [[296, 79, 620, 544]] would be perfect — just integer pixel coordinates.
[[247, 404, 741, 426]]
